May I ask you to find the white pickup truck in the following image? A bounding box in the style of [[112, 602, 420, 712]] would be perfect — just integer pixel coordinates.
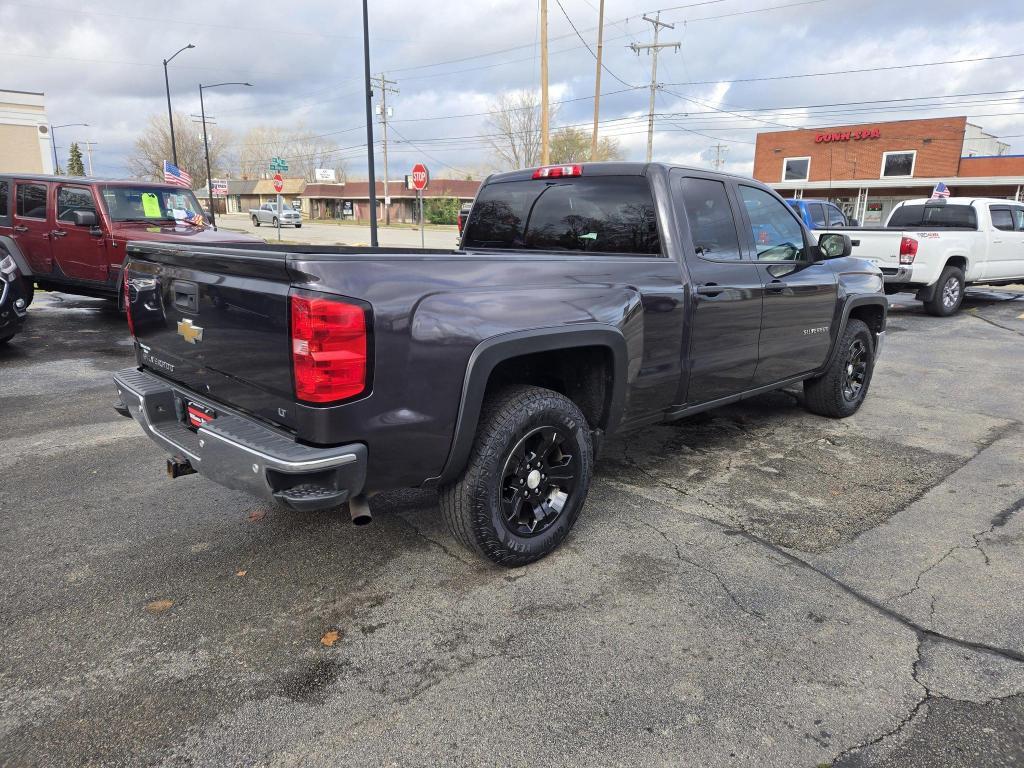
[[249, 202, 302, 229], [819, 198, 1024, 316]]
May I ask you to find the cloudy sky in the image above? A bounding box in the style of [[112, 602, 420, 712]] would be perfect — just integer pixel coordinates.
[[2, 0, 1022, 179]]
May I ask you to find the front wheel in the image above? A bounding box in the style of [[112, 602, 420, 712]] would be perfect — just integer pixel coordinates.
[[924, 266, 965, 317], [803, 318, 875, 418], [20, 278, 34, 308], [272, 217, 279, 227], [252, 216, 260, 227], [295, 223, 302, 228], [439, 385, 593, 567]]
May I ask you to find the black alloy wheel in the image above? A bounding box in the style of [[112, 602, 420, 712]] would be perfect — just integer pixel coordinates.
[[842, 338, 868, 403], [500, 426, 578, 537]]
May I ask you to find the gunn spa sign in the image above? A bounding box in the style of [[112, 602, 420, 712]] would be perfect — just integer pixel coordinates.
[[815, 127, 882, 143]]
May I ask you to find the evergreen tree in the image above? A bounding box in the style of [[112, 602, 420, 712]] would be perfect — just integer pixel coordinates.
[[67, 143, 86, 176]]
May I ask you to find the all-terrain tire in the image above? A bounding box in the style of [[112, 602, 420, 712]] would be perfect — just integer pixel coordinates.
[[803, 318, 875, 418], [20, 278, 34, 308], [924, 265, 965, 317], [439, 385, 593, 567]]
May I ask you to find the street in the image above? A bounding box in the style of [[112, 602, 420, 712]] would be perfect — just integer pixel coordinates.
[[216, 213, 461, 249], [1, 288, 1023, 766]]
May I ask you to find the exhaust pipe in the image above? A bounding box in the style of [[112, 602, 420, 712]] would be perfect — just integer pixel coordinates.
[[349, 494, 373, 526]]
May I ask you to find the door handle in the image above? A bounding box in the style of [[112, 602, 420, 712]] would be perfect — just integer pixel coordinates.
[[51, 229, 67, 238], [765, 280, 786, 294], [695, 283, 725, 297], [13, 225, 28, 233]]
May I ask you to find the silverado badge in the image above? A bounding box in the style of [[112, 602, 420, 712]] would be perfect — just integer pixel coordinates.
[[177, 318, 204, 344]]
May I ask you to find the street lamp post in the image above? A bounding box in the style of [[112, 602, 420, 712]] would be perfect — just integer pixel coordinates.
[[50, 123, 88, 175], [199, 82, 252, 230], [163, 43, 195, 167]]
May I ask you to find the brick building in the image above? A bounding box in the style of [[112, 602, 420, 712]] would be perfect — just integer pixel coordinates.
[[302, 178, 480, 223], [753, 116, 1024, 224]]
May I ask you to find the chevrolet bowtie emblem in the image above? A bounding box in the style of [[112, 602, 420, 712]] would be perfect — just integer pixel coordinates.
[[177, 318, 204, 344]]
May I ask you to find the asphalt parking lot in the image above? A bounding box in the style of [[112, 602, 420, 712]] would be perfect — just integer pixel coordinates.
[[216, 213, 461, 249], [2, 288, 1023, 767]]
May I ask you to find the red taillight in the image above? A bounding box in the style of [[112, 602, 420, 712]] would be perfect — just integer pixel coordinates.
[[123, 269, 135, 337], [291, 295, 367, 403], [899, 236, 918, 264], [532, 164, 583, 179]]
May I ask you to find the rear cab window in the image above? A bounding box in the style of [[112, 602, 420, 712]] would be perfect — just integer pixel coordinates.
[[990, 206, 1014, 232], [807, 203, 827, 228], [15, 183, 49, 220], [462, 175, 661, 255], [887, 204, 978, 229], [0, 179, 9, 226]]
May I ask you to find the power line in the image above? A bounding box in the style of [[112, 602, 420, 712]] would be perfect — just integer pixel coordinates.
[[553, 0, 635, 88]]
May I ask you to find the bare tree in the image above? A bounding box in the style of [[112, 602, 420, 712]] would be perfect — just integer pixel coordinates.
[[549, 126, 623, 164], [485, 90, 558, 170], [237, 125, 347, 182], [126, 112, 230, 188]]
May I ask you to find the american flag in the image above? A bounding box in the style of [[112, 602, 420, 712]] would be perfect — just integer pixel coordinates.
[[163, 161, 193, 189], [931, 182, 951, 199]]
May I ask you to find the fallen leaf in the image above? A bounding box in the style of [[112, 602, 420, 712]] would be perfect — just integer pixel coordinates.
[[248, 509, 266, 522], [145, 599, 174, 615], [236, 570, 247, 577], [320, 629, 341, 647]]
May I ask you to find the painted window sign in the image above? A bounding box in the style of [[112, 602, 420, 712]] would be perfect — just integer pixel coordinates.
[[815, 128, 882, 143]]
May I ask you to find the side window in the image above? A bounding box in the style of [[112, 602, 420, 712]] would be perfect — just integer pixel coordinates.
[[677, 177, 742, 261], [826, 204, 847, 227], [57, 186, 97, 222], [739, 185, 807, 262], [808, 203, 827, 228], [1011, 206, 1024, 231], [16, 183, 48, 219], [0, 180, 8, 223], [990, 206, 1015, 232]]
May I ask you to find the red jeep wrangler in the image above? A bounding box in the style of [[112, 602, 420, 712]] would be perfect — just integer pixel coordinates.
[[0, 175, 258, 305]]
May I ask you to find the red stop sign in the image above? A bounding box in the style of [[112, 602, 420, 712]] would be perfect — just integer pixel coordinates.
[[411, 163, 429, 191], [273, 173, 284, 193]]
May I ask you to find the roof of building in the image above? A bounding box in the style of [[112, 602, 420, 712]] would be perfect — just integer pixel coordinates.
[[303, 178, 481, 199]]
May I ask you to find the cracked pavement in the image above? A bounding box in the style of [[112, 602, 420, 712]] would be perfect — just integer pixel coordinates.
[[1, 287, 1023, 766]]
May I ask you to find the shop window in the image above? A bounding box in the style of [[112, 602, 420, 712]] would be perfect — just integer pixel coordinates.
[[881, 151, 916, 178], [782, 157, 810, 182]]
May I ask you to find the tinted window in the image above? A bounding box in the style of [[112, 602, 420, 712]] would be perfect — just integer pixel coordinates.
[[783, 158, 809, 181], [57, 186, 97, 222], [16, 183, 48, 219], [739, 185, 806, 261], [100, 185, 204, 222], [826, 205, 847, 227], [887, 204, 977, 229], [463, 176, 660, 255], [808, 203, 827, 228], [678, 177, 741, 260], [1011, 207, 1024, 231], [882, 152, 915, 178], [0, 180, 8, 219], [991, 206, 1014, 232]]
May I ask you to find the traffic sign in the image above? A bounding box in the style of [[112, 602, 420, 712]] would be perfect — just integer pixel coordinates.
[[410, 163, 429, 191], [273, 173, 284, 193], [269, 156, 289, 172]]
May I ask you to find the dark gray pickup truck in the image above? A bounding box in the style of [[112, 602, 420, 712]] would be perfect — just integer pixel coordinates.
[[113, 162, 887, 566]]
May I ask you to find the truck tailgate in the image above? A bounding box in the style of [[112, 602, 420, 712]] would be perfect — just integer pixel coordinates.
[[124, 242, 299, 431]]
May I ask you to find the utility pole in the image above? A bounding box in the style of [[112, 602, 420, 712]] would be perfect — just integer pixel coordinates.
[[630, 13, 679, 163], [371, 74, 399, 226], [711, 143, 728, 171], [361, 0, 378, 247], [540, 0, 550, 165], [590, 0, 605, 160], [82, 141, 98, 175]]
